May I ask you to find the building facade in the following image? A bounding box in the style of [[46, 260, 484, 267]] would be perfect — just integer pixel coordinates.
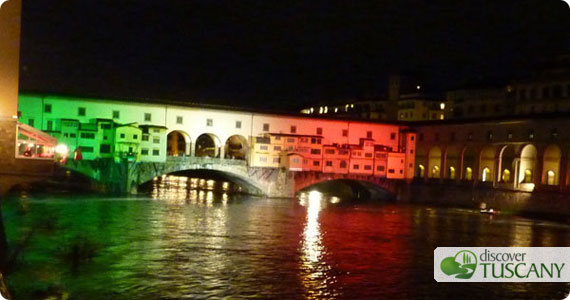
[[413, 115, 570, 192], [18, 93, 416, 179]]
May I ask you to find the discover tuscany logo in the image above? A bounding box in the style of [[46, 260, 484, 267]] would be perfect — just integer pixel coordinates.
[[440, 250, 477, 279], [434, 247, 570, 282]]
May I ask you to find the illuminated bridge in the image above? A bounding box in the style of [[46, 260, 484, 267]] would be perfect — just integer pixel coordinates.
[[17, 93, 415, 197]]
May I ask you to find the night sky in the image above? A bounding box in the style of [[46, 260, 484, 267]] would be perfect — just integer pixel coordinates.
[[19, 0, 570, 110]]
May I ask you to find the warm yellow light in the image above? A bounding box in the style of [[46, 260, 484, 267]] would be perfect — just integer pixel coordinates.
[[334, 107, 338, 113], [440, 114, 444, 120], [319, 107, 323, 114], [310, 107, 314, 113], [417, 85, 421, 90], [440, 102, 445, 110], [350, 104, 354, 108], [324, 106, 328, 114]]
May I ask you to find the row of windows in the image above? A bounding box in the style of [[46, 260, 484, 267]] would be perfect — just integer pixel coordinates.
[[419, 128, 559, 142], [518, 84, 570, 101], [42, 105, 398, 142], [141, 149, 161, 156], [117, 133, 161, 143], [42, 104, 397, 139]]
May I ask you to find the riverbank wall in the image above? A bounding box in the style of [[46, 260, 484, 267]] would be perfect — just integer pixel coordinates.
[[399, 181, 570, 220]]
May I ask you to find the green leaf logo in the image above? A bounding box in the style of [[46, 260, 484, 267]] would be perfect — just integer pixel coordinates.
[[440, 250, 477, 279]]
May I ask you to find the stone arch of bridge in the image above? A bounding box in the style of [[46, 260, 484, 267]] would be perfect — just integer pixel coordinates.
[[296, 178, 396, 201], [139, 166, 264, 196], [293, 173, 398, 195]]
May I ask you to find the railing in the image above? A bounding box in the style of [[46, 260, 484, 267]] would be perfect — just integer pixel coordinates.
[[165, 156, 247, 166]]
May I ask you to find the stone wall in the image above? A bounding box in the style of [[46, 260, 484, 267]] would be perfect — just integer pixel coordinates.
[[402, 182, 570, 218], [248, 167, 296, 198]]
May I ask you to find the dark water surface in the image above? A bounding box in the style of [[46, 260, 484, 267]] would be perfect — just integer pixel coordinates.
[[2, 177, 570, 299]]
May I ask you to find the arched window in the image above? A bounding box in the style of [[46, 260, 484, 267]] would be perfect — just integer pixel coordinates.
[[464, 167, 473, 181]]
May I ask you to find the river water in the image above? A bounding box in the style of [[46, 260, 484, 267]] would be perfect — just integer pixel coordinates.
[[2, 176, 570, 299]]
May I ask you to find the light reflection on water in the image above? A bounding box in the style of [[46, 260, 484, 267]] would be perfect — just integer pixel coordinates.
[[298, 191, 339, 299], [2, 182, 570, 300]]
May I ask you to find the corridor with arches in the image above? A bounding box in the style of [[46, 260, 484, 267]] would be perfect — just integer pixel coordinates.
[[415, 142, 567, 192]]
